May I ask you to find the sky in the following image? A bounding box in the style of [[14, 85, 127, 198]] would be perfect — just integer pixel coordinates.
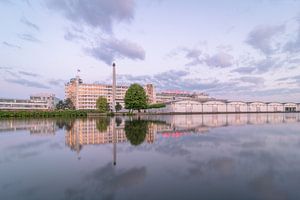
[[0, 0, 300, 102]]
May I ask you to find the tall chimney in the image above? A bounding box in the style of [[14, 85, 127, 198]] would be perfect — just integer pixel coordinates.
[[112, 63, 116, 112]]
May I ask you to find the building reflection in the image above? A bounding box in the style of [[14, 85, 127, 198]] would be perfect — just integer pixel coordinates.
[[0, 119, 58, 135], [0, 113, 299, 151], [65, 113, 300, 148], [65, 118, 157, 151]]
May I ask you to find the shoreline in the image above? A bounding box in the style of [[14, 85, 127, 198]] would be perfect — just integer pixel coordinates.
[[0, 110, 299, 119]]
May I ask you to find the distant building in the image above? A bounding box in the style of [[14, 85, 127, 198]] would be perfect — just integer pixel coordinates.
[[144, 84, 156, 104], [30, 93, 57, 109], [65, 76, 157, 110], [150, 99, 300, 113], [0, 93, 56, 110], [156, 90, 210, 103]]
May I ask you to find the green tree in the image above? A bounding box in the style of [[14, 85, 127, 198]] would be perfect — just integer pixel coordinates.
[[125, 119, 148, 146], [56, 100, 64, 110], [64, 98, 75, 110], [124, 83, 147, 112], [96, 97, 109, 113], [115, 102, 122, 112]]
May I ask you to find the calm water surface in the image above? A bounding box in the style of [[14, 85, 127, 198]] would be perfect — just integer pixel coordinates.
[[1, 113, 300, 200]]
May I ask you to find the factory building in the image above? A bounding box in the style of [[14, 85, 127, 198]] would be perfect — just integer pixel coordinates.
[[65, 76, 156, 110], [149, 100, 300, 113]]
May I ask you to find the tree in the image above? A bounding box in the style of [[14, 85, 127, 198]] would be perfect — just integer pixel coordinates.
[[56, 100, 65, 110], [56, 99, 75, 110], [115, 102, 122, 112], [125, 119, 148, 146], [124, 83, 147, 112], [64, 98, 75, 110], [96, 97, 109, 113]]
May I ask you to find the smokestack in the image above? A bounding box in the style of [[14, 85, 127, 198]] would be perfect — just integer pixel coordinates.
[[112, 63, 116, 112]]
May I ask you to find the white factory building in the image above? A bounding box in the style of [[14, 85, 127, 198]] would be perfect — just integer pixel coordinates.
[[148, 100, 300, 113]]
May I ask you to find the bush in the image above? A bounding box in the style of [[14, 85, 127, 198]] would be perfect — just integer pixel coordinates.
[[0, 110, 88, 118], [147, 103, 166, 109]]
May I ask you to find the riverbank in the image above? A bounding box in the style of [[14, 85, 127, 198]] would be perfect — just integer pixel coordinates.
[[0, 110, 88, 118], [1, 110, 299, 119]]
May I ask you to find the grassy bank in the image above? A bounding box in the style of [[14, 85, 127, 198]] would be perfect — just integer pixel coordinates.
[[0, 110, 88, 118]]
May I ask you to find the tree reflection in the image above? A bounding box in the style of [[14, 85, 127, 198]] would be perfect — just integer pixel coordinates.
[[125, 119, 148, 146], [56, 118, 75, 131], [96, 117, 110, 132], [115, 117, 122, 127]]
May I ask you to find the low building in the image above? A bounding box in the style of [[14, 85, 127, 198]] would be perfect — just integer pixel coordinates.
[[0, 93, 56, 110], [156, 90, 210, 104], [30, 93, 57, 110], [160, 100, 300, 113]]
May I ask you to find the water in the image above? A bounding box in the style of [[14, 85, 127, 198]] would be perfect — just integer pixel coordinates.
[[1, 113, 300, 200]]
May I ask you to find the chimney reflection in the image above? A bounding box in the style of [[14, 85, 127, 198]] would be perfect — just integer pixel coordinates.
[[112, 117, 117, 166]]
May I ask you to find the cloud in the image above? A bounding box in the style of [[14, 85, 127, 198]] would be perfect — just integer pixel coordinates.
[[18, 33, 41, 43], [284, 15, 300, 53], [5, 78, 50, 89], [246, 25, 285, 54], [48, 79, 65, 86], [254, 57, 282, 73], [20, 17, 39, 31], [238, 76, 265, 86], [231, 67, 256, 74], [232, 57, 282, 74], [47, 0, 144, 65], [86, 38, 145, 65], [179, 48, 234, 68], [7, 140, 49, 151], [204, 52, 234, 68], [181, 48, 203, 66], [117, 69, 220, 92], [18, 70, 39, 77], [276, 75, 300, 86], [64, 30, 86, 41], [2, 41, 21, 49], [65, 163, 147, 200], [284, 35, 300, 53], [47, 0, 135, 33]]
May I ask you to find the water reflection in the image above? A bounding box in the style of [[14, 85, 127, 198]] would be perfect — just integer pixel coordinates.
[[0, 119, 58, 135], [1, 113, 300, 200], [1, 113, 300, 143]]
